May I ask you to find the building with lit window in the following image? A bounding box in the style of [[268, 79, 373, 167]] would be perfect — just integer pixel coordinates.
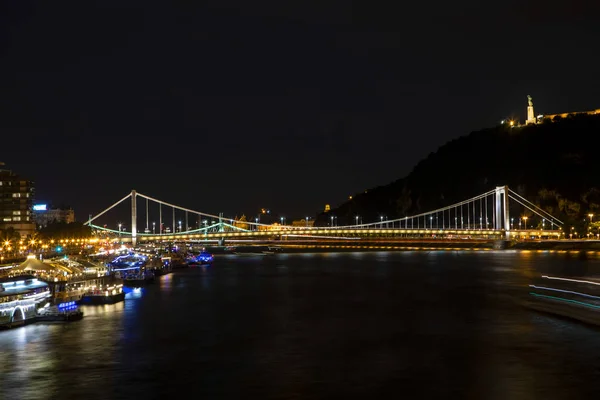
[[0, 163, 35, 237], [33, 204, 75, 228]]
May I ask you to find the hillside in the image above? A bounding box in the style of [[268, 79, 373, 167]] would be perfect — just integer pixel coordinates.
[[316, 113, 600, 230]]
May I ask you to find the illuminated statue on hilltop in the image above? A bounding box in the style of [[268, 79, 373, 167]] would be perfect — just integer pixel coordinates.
[[526, 95, 536, 125]]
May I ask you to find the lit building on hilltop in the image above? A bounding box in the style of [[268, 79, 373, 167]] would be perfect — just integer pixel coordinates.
[[0, 163, 35, 237], [292, 218, 315, 227], [543, 108, 600, 121], [33, 204, 75, 228]]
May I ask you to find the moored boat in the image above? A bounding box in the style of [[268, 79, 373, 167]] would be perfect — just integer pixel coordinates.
[[186, 251, 214, 266], [0, 275, 51, 328], [80, 291, 125, 304], [122, 269, 155, 286], [79, 283, 125, 305], [148, 256, 173, 276], [37, 303, 83, 322]]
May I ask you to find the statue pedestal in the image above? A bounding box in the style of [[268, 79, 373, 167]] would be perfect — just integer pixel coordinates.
[[526, 105, 536, 124]]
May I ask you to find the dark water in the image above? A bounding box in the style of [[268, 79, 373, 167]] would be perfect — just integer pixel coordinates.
[[3, 250, 600, 399]]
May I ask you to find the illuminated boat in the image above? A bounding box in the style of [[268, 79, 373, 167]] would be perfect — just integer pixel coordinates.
[[108, 252, 148, 270], [0, 275, 51, 328], [122, 269, 155, 286], [186, 251, 214, 266], [148, 256, 173, 276], [37, 302, 83, 322], [79, 282, 125, 304], [526, 275, 600, 326]]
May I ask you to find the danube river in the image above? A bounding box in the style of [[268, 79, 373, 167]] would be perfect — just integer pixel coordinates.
[[2, 251, 600, 399]]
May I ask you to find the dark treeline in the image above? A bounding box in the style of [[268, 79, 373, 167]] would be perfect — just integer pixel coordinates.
[[37, 222, 92, 239]]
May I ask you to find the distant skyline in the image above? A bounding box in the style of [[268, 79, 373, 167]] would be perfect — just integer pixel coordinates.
[[1, 1, 599, 221]]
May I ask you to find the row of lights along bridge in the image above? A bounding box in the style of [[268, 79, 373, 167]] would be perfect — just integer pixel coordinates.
[[111, 215, 561, 233]]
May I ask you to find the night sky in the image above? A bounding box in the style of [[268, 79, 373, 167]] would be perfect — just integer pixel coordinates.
[[1, 1, 599, 222]]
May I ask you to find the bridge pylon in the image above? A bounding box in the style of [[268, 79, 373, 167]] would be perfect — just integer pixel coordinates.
[[131, 190, 137, 246], [495, 186, 509, 238]]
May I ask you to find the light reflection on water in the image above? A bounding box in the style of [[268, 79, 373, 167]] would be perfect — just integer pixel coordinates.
[[1, 251, 600, 399]]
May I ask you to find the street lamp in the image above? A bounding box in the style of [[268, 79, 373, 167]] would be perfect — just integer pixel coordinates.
[[305, 216, 309, 227], [118, 223, 122, 237], [281, 216, 284, 226], [523, 216, 528, 230], [331, 215, 334, 227], [178, 220, 182, 232], [356, 215, 359, 225], [153, 221, 156, 234]]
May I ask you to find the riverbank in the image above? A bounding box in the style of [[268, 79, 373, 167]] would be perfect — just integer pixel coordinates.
[[510, 240, 600, 251], [204, 240, 600, 254], [2, 241, 600, 272]]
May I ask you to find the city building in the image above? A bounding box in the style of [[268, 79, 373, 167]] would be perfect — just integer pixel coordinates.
[[0, 163, 35, 237], [32, 204, 75, 228], [292, 219, 315, 227]]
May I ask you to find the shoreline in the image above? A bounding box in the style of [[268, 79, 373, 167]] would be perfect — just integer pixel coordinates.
[[3, 240, 600, 271], [206, 240, 600, 254]]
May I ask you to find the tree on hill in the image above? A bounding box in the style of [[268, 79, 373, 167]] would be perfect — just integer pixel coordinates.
[[38, 222, 92, 239]]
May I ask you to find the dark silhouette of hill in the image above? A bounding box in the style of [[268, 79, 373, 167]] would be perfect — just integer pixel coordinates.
[[316, 113, 600, 232]]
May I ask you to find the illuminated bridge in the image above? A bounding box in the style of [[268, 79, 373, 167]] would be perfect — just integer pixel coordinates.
[[85, 186, 564, 245]]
